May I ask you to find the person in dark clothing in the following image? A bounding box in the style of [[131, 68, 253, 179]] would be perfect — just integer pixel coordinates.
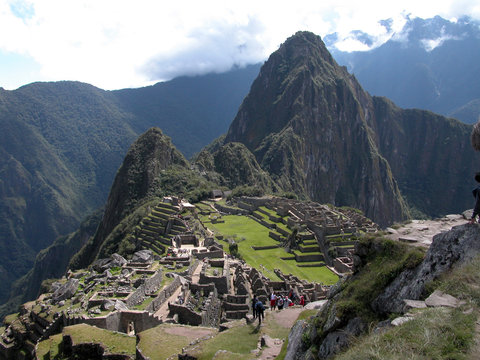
[[252, 295, 257, 319], [255, 300, 265, 325], [470, 172, 480, 223]]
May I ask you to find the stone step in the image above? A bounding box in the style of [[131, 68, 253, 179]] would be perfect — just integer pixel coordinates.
[[298, 245, 320, 253]]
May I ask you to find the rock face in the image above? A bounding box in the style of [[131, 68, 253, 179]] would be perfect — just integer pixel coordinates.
[[224, 31, 479, 226], [70, 128, 188, 269], [288, 222, 480, 359], [373, 223, 480, 314]]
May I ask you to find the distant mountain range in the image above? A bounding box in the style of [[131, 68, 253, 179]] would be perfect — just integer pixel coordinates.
[[0, 66, 259, 307], [2, 16, 480, 313], [326, 16, 480, 124]]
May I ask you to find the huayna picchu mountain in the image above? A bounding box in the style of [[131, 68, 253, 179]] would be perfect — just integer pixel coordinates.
[[224, 31, 479, 226]]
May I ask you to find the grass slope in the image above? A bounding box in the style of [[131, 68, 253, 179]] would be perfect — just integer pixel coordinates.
[[203, 215, 338, 284]]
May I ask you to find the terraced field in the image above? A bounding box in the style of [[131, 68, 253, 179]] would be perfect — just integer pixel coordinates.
[[201, 214, 338, 284]]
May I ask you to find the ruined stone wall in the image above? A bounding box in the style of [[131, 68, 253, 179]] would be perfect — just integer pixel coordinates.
[[237, 197, 270, 208], [269, 231, 282, 241], [201, 289, 221, 328], [214, 203, 249, 215], [146, 275, 181, 313], [199, 272, 229, 295], [250, 215, 275, 229], [193, 249, 224, 259], [125, 270, 163, 308], [168, 304, 203, 326], [307, 223, 333, 266]]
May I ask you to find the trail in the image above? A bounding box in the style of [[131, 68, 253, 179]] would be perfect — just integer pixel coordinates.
[[154, 262, 203, 320]]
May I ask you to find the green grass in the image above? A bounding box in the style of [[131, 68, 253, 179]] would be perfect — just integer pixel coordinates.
[[258, 206, 279, 217], [137, 324, 216, 360], [192, 322, 260, 360], [335, 308, 475, 360], [206, 215, 338, 284], [63, 323, 136, 356], [36, 333, 63, 360]]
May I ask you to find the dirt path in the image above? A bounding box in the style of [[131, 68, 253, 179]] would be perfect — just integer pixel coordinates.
[[385, 214, 466, 248], [191, 261, 202, 283], [154, 285, 183, 320], [257, 307, 305, 360], [163, 325, 215, 338], [154, 262, 203, 320]]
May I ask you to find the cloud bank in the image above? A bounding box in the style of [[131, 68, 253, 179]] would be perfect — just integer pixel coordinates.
[[0, 0, 479, 90]]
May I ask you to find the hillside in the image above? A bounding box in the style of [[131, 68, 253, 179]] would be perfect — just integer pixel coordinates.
[[224, 31, 479, 226], [328, 16, 480, 124], [284, 218, 480, 360], [0, 66, 259, 307]]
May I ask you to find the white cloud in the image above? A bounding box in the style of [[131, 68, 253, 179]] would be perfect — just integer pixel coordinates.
[[0, 0, 479, 90]]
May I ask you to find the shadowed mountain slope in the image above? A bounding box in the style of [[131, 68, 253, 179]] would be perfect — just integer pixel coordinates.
[[225, 31, 479, 226]]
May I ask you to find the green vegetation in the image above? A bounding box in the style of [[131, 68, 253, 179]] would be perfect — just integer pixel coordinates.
[[335, 308, 475, 360], [192, 322, 259, 359], [36, 333, 63, 359], [63, 323, 136, 356], [137, 324, 217, 359], [204, 215, 338, 284], [333, 236, 425, 322]]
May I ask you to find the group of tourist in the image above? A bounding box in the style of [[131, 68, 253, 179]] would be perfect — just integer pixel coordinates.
[[269, 290, 305, 310], [251, 290, 305, 325]]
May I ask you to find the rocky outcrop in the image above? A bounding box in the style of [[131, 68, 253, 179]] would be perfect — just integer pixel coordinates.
[[288, 222, 480, 359], [224, 31, 480, 226], [224, 31, 410, 227], [70, 128, 188, 269], [372, 223, 480, 314]]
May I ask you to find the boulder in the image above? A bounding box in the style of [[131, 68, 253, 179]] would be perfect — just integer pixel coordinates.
[[110, 253, 127, 267], [403, 299, 427, 312], [425, 290, 463, 308], [285, 320, 308, 360], [92, 258, 111, 272], [373, 224, 480, 314], [52, 279, 79, 303], [114, 300, 128, 311], [102, 299, 116, 311], [317, 317, 367, 359], [391, 316, 414, 326], [304, 300, 327, 310], [131, 250, 154, 263]]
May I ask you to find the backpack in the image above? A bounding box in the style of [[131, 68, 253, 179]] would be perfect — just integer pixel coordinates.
[[255, 301, 265, 311]]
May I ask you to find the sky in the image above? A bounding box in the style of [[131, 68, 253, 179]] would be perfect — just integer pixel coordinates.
[[0, 0, 479, 91]]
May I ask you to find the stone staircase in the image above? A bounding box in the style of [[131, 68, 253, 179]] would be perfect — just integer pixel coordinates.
[[135, 202, 187, 255]]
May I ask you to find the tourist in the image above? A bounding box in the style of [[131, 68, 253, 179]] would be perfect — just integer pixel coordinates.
[[255, 299, 265, 325], [470, 172, 480, 223], [299, 295, 305, 307], [252, 295, 257, 319], [270, 292, 277, 310], [277, 296, 284, 310]]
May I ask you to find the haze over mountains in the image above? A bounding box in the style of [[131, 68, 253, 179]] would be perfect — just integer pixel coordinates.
[[1, 16, 480, 315], [327, 16, 480, 123], [0, 66, 259, 308]]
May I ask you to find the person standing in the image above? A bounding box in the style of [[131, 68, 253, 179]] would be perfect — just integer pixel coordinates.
[[270, 292, 277, 310], [256, 299, 265, 325], [470, 172, 480, 223]]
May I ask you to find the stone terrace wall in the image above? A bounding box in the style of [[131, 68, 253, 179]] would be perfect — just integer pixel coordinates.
[[146, 275, 182, 313], [201, 289, 221, 327], [125, 270, 163, 308], [214, 203, 249, 215], [168, 304, 202, 326], [82, 311, 162, 334]]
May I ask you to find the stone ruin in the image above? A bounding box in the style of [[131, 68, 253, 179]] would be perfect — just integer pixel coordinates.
[[0, 196, 380, 359]]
